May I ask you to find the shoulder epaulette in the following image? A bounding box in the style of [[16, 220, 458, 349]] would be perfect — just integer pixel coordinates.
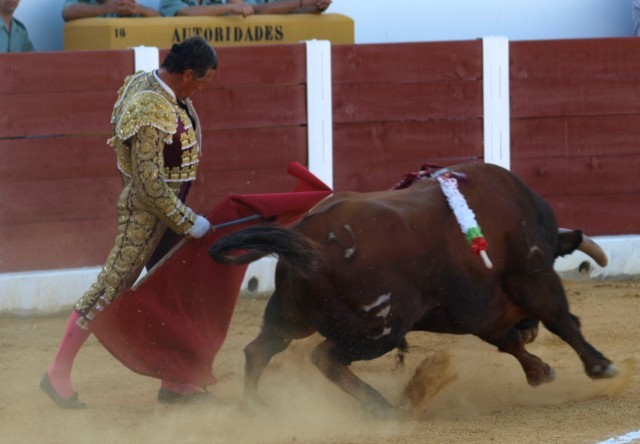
[[114, 90, 177, 143]]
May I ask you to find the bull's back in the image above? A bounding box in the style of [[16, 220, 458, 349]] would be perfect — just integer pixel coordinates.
[[299, 162, 558, 278], [300, 183, 450, 258]]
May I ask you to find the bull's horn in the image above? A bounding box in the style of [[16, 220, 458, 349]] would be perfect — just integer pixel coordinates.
[[559, 228, 608, 267], [579, 234, 608, 267]]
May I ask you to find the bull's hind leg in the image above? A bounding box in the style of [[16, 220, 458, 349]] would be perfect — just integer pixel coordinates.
[[243, 294, 316, 409], [505, 273, 618, 380], [243, 327, 292, 407], [311, 339, 399, 419]]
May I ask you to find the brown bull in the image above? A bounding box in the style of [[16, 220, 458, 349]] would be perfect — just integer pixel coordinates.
[[209, 162, 618, 417]]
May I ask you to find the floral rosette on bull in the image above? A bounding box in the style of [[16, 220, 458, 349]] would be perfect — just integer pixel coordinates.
[[433, 168, 493, 269]]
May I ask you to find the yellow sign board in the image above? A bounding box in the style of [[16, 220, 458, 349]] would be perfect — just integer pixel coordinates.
[[63, 14, 354, 50]]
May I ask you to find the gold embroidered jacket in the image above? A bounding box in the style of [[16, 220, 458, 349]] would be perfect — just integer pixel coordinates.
[[109, 71, 203, 234]]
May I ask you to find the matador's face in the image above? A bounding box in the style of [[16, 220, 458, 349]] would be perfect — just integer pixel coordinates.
[[178, 68, 217, 101]]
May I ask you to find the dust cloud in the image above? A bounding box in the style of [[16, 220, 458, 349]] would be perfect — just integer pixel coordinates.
[[1, 280, 639, 444]]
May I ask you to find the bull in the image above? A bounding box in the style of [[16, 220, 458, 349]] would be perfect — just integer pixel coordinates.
[[209, 162, 618, 417]]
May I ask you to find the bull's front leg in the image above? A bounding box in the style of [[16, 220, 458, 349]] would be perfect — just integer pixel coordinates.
[[480, 328, 556, 386], [541, 312, 619, 380], [311, 339, 401, 419], [505, 273, 618, 380]]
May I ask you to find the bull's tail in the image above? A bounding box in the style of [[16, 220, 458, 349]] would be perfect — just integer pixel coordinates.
[[209, 225, 323, 278]]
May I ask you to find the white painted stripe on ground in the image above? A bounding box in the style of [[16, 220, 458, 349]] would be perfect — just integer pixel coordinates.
[[595, 430, 640, 444]]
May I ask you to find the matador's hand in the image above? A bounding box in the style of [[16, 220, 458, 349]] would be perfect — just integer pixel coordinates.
[[188, 215, 213, 239]]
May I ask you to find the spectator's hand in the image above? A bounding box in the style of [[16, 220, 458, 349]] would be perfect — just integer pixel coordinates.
[[114, 0, 138, 16], [301, 0, 331, 13], [230, 3, 255, 17], [101, 0, 119, 14], [315, 0, 331, 12]]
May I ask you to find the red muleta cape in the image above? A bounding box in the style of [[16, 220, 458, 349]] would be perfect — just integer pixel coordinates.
[[89, 162, 332, 387]]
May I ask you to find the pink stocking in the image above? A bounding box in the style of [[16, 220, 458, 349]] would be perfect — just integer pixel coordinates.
[[47, 310, 90, 398]]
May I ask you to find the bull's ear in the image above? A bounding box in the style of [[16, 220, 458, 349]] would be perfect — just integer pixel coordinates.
[[556, 229, 583, 257]]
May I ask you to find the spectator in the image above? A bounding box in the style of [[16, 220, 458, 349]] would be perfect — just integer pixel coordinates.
[[0, 0, 35, 52], [239, 0, 331, 15], [634, 0, 640, 36], [159, 0, 254, 17], [62, 0, 160, 21]]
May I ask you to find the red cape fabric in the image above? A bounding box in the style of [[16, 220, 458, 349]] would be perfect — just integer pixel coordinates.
[[89, 163, 332, 386]]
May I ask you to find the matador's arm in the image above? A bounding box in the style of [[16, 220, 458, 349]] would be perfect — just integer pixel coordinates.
[[129, 125, 200, 235]]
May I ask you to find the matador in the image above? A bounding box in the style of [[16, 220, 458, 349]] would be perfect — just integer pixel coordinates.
[[74, 70, 208, 327], [41, 35, 218, 409]]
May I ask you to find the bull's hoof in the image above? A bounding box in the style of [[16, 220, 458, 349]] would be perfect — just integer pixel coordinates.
[[363, 403, 405, 420], [526, 365, 556, 386], [157, 388, 217, 405], [238, 396, 268, 416], [587, 363, 620, 379]]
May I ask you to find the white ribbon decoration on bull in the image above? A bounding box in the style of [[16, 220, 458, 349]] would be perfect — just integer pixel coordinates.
[[434, 169, 494, 269]]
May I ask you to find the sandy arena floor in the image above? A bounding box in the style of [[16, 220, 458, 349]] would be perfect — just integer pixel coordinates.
[[1, 279, 639, 444]]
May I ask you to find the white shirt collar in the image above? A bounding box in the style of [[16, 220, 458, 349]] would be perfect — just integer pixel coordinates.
[[153, 69, 176, 100]]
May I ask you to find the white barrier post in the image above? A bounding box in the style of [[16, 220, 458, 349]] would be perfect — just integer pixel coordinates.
[[482, 36, 510, 170], [238, 41, 335, 296], [132, 45, 160, 72], [305, 40, 334, 189]]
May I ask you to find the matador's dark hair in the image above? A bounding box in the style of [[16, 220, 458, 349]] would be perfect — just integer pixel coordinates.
[[161, 35, 218, 78]]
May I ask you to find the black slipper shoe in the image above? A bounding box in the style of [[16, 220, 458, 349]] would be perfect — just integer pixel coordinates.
[[157, 387, 212, 405], [40, 373, 87, 409]]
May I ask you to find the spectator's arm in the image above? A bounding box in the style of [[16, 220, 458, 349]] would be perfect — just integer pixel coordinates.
[[158, 0, 185, 17], [174, 3, 254, 17], [23, 38, 36, 52], [62, 3, 116, 21], [115, 0, 161, 17], [252, 0, 331, 15], [129, 3, 161, 17]]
